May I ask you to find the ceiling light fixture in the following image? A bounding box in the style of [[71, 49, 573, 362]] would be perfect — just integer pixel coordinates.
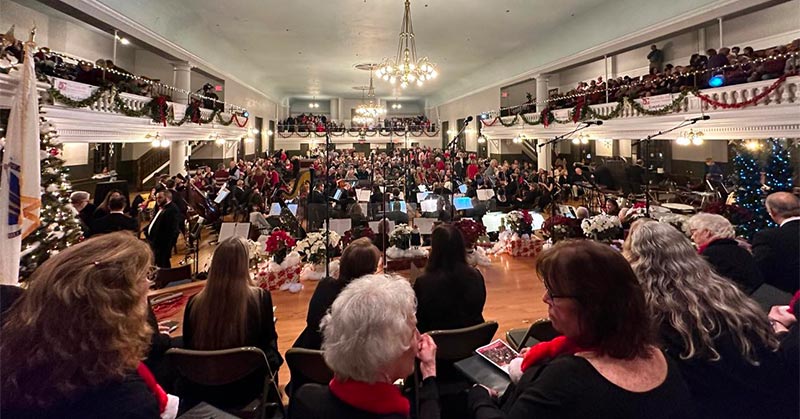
[[477, 135, 487, 144], [308, 96, 320, 109], [676, 129, 705, 146], [354, 66, 386, 123], [377, 0, 438, 89]]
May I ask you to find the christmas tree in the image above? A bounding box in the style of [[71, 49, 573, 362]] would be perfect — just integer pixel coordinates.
[[732, 148, 770, 240], [18, 117, 83, 280], [764, 138, 794, 193]]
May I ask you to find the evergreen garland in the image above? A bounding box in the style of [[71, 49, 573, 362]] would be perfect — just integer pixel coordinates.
[[19, 117, 84, 280], [764, 139, 794, 193]]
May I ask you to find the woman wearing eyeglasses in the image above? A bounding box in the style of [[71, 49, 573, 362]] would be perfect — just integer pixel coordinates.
[[469, 240, 696, 419]]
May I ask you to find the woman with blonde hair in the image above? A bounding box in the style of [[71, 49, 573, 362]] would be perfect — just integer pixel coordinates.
[[625, 221, 792, 419], [182, 236, 282, 408], [1, 232, 160, 418]]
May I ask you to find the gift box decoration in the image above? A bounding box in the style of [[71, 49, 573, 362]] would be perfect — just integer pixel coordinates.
[[506, 237, 544, 257], [255, 263, 303, 291]]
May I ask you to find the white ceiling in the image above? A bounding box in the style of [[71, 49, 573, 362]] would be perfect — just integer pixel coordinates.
[[91, 0, 721, 103]]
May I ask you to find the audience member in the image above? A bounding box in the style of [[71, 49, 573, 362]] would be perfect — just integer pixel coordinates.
[[0, 232, 162, 418], [752, 192, 800, 293], [89, 195, 139, 237], [290, 274, 440, 419], [415, 225, 486, 333], [469, 240, 696, 418], [626, 221, 792, 419], [293, 238, 381, 350], [181, 236, 282, 409], [688, 213, 763, 294]]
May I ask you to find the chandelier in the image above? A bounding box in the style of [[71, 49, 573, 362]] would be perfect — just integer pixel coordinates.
[[676, 129, 704, 146], [354, 66, 386, 124], [376, 0, 438, 89]]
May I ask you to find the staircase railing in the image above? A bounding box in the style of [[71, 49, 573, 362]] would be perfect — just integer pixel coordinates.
[[136, 147, 170, 190], [521, 138, 538, 163]]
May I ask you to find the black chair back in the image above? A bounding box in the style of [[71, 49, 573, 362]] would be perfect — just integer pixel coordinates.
[[285, 348, 334, 401], [428, 321, 499, 362]]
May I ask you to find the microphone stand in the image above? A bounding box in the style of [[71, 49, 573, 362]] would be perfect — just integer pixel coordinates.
[[324, 129, 331, 280], [537, 122, 596, 149], [632, 119, 703, 216], [447, 119, 471, 221]]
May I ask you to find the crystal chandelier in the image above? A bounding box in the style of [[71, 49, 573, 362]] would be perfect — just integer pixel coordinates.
[[354, 67, 386, 124], [377, 0, 438, 89]]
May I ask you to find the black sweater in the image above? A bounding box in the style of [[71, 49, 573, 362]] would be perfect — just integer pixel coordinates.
[[414, 264, 486, 333], [468, 354, 696, 419], [293, 277, 347, 350], [701, 238, 763, 294]]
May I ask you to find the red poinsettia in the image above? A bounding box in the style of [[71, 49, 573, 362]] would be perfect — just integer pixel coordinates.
[[265, 229, 296, 254], [521, 210, 534, 226], [455, 219, 486, 248]]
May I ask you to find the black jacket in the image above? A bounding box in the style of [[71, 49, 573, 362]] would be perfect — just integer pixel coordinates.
[[89, 213, 138, 238], [414, 264, 486, 334], [701, 238, 763, 295], [293, 277, 346, 351], [752, 220, 800, 293], [144, 202, 180, 246], [290, 378, 440, 419]]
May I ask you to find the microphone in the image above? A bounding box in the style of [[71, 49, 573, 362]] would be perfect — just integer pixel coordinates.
[[584, 120, 603, 126], [464, 116, 474, 124], [685, 115, 711, 122]]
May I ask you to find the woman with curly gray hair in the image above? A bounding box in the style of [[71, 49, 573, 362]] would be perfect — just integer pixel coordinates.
[[290, 273, 440, 419], [625, 221, 793, 419], [687, 213, 763, 294]]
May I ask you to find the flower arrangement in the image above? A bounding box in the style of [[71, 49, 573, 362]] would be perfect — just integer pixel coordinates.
[[503, 210, 534, 236], [341, 225, 376, 247], [389, 224, 413, 250], [455, 219, 486, 249], [264, 229, 296, 264], [295, 231, 341, 265], [581, 214, 623, 242], [704, 202, 754, 226], [541, 215, 583, 242]]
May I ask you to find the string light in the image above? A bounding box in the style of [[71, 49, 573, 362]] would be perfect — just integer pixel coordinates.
[[480, 52, 800, 117]]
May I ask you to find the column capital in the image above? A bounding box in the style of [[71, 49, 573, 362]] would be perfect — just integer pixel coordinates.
[[171, 61, 192, 72]]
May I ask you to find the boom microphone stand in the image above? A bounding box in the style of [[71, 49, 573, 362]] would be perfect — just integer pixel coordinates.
[[447, 116, 473, 221], [324, 130, 331, 279], [632, 116, 709, 216]]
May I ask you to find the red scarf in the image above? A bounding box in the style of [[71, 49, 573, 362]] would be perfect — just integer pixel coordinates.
[[788, 291, 800, 315], [329, 378, 410, 416], [520, 336, 583, 372], [137, 362, 167, 415]]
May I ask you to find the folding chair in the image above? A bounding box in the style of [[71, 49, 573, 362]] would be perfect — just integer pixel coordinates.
[[166, 347, 284, 419], [284, 348, 334, 402], [505, 318, 561, 352]]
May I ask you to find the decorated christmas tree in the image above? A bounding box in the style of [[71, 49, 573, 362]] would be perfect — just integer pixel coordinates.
[[18, 117, 83, 279], [732, 148, 770, 240], [764, 138, 794, 193]]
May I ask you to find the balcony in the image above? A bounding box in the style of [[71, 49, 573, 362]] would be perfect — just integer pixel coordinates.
[[481, 76, 800, 141], [0, 74, 248, 144]]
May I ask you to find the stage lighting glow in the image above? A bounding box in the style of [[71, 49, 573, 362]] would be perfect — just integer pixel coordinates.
[[709, 74, 725, 88]]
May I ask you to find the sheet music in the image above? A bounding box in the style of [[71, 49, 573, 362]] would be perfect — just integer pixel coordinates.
[[482, 212, 504, 233], [369, 220, 395, 233], [476, 189, 495, 201], [420, 199, 438, 213], [325, 219, 352, 235], [414, 218, 436, 234], [214, 187, 230, 204], [356, 189, 371, 202], [219, 222, 251, 241]]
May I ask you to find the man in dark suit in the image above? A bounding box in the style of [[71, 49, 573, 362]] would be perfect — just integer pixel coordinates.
[[144, 190, 181, 268], [88, 195, 138, 237], [752, 192, 800, 293]]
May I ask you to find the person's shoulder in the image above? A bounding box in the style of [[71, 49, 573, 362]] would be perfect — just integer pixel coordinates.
[[77, 374, 159, 419]]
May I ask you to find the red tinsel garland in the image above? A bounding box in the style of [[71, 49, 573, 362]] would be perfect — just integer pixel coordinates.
[[694, 75, 786, 109], [232, 113, 250, 128]]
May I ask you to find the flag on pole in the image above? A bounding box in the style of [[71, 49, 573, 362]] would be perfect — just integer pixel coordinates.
[[0, 35, 41, 285]]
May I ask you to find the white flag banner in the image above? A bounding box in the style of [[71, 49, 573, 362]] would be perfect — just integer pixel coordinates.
[[0, 40, 41, 285]]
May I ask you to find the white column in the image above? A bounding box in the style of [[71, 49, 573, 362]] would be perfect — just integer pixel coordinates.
[[170, 61, 191, 176], [718, 18, 724, 49], [535, 75, 552, 170], [698, 28, 707, 55], [330, 98, 339, 121]]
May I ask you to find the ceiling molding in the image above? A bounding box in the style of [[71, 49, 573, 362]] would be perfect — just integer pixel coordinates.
[[431, 0, 776, 108], [60, 0, 282, 104]]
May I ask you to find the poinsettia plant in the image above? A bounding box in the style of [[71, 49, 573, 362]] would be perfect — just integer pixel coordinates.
[[341, 225, 376, 247], [581, 214, 623, 242], [542, 215, 583, 242], [503, 210, 534, 236], [389, 224, 413, 250], [264, 229, 296, 264], [455, 218, 486, 249], [295, 231, 341, 265]]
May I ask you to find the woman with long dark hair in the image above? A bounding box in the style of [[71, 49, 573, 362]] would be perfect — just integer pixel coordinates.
[[182, 236, 282, 408], [414, 224, 486, 333]]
